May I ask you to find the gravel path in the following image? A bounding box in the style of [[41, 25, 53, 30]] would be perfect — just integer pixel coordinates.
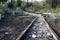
[[24, 14, 55, 40]]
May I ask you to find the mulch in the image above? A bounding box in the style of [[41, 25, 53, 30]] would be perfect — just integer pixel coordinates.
[[0, 16, 35, 40]]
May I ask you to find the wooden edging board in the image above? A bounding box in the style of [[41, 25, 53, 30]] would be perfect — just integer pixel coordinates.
[[16, 17, 37, 40], [42, 16, 59, 40]]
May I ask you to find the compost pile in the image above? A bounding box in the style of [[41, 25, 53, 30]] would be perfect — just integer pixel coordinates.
[[0, 16, 35, 40], [43, 14, 60, 37]]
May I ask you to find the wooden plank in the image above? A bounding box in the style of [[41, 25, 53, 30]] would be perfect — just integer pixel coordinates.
[[42, 16, 59, 40], [16, 17, 37, 40]]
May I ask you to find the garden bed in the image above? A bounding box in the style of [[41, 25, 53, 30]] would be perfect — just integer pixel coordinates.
[[0, 15, 35, 40], [43, 14, 60, 38]]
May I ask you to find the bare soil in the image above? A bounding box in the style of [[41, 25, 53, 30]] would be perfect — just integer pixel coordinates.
[[0, 15, 35, 40], [43, 15, 60, 38]]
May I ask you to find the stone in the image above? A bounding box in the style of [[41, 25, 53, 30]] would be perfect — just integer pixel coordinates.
[[32, 34, 36, 38], [47, 33, 51, 36], [5, 32, 9, 34]]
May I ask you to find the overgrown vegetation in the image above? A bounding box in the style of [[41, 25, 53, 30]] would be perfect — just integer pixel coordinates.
[[0, 0, 60, 14], [46, 0, 60, 13]]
